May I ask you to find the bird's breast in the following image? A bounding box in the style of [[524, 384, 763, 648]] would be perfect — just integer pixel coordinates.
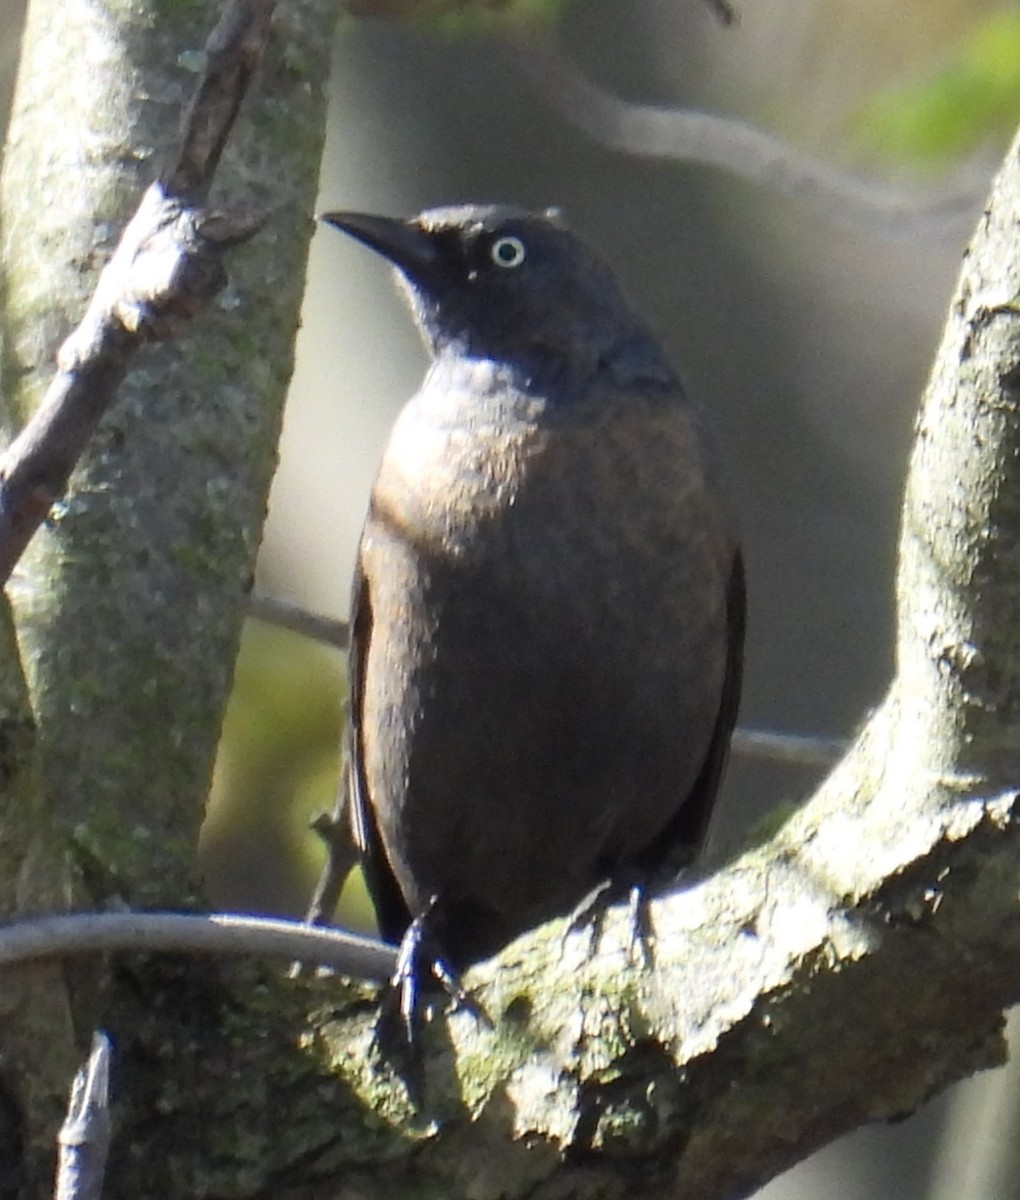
[[368, 381, 550, 556], [368, 373, 732, 579]]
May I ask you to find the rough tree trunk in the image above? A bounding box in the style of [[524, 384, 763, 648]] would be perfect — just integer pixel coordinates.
[[0, 0, 337, 1191]]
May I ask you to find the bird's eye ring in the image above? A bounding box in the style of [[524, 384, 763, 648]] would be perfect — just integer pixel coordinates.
[[490, 236, 526, 269]]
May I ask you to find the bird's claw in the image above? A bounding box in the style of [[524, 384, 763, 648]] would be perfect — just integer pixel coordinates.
[[373, 907, 490, 1105], [564, 875, 657, 968]]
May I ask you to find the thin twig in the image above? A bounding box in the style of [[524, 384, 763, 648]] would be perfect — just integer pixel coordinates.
[[731, 727, 847, 768], [0, 911, 395, 981], [0, 0, 275, 584], [54, 1032, 112, 1200], [249, 592, 350, 649], [304, 793, 360, 927], [512, 41, 986, 238]]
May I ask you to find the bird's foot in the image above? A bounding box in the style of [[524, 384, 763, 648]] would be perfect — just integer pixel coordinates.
[[374, 904, 490, 1105], [564, 873, 658, 969]]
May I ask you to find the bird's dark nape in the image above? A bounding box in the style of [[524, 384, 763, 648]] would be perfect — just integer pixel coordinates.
[[313, 203, 744, 1096]]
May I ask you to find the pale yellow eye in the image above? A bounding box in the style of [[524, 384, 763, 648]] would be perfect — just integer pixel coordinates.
[[490, 236, 526, 269]]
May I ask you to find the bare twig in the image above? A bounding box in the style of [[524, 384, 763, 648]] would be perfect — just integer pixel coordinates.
[[249, 592, 350, 649], [169, 0, 276, 201], [731, 726, 846, 767], [0, 911, 395, 980], [512, 40, 986, 237], [304, 797, 360, 927], [54, 1032, 112, 1200], [0, 0, 276, 584]]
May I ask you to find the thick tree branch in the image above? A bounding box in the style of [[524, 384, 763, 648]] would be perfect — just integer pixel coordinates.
[[0, 0, 336, 909], [0, 1, 338, 1187]]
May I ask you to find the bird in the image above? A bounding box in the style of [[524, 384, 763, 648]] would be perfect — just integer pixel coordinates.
[[319, 203, 745, 1068]]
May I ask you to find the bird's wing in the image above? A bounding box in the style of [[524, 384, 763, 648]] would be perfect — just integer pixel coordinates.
[[347, 554, 412, 944], [684, 548, 746, 848], [636, 547, 746, 872]]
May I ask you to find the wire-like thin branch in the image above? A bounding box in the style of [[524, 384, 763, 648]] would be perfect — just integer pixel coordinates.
[[0, 0, 275, 584], [249, 592, 350, 649], [54, 1032, 112, 1200], [731, 726, 846, 767], [0, 911, 395, 981], [304, 796, 360, 928], [513, 40, 986, 237]]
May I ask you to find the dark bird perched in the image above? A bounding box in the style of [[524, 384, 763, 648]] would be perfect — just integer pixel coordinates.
[[321, 204, 744, 1064]]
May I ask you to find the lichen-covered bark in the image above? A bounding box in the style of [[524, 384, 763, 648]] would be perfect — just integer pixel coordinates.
[[0, 0, 337, 907], [896, 148, 1020, 791], [0, 2, 338, 1191], [91, 770, 1020, 1200], [0, 595, 76, 1194]]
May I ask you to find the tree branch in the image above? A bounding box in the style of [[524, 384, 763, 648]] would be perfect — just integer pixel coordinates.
[[248, 591, 351, 649], [0, 0, 272, 585], [0, 910, 394, 980], [170, 0, 276, 202], [512, 39, 987, 237], [0, 2, 337, 1185]]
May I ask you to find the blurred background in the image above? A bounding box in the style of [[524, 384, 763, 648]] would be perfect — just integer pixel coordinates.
[[5, 0, 1020, 1195]]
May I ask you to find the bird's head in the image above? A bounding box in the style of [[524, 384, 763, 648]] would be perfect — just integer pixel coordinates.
[[320, 204, 653, 376]]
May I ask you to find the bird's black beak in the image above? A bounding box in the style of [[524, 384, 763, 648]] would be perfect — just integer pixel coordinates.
[[319, 211, 438, 278]]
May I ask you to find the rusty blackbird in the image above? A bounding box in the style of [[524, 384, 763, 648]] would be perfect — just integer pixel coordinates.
[[321, 204, 744, 1057]]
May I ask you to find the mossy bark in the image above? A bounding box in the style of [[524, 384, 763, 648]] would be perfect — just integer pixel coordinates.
[[0, 1, 338, 1191], [0, 0, 337, 909]]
